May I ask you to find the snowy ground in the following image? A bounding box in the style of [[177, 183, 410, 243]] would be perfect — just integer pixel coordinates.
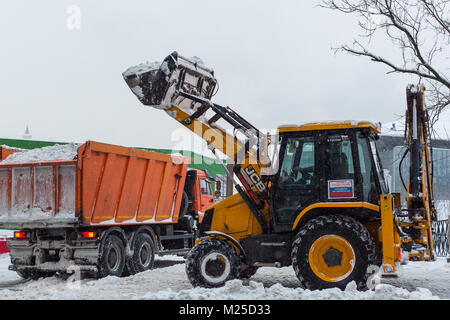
[[0, 253, 448, 300]]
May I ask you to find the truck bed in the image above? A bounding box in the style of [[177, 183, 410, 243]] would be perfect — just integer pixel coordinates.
[[0, 160, 78, 229], [0, 141, 189, 229]]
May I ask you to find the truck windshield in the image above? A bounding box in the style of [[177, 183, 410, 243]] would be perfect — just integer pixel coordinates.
[[369, 138, 388, 194]]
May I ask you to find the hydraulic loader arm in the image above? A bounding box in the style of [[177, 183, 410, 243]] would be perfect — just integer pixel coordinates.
[[375, 85, 436, 277], [122, 52, 272, 232], [401, 84, 436, 260]]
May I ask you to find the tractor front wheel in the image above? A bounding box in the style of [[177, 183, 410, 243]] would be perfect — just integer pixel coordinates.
[[185, 238, 240, 288]]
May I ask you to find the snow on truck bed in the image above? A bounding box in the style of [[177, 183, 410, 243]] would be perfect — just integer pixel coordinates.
[[0, 143, 80, 164]]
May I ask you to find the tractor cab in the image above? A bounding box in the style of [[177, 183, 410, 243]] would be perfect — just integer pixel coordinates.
[[270, 121, 387, 232]]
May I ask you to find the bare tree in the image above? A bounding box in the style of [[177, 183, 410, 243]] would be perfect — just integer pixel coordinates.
[[321, 0, 449, 130]]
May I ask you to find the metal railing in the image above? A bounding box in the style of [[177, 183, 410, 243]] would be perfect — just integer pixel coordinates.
[[432, 219, 449, 257]]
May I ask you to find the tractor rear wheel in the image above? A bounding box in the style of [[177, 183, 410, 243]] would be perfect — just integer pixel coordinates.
[[291, 215, 376, 290], [185, 238, 240, 288]]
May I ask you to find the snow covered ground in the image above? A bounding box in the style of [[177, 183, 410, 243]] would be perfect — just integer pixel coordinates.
[[0, 253, 448, 300]]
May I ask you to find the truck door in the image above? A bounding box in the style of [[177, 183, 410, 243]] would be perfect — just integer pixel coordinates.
[[199, 178, 215, 211], [184, 170, 197, 212], [272, 134, 319, 228]]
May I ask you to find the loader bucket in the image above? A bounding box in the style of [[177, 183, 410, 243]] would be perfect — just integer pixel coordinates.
[[122, 51, 217, 111]]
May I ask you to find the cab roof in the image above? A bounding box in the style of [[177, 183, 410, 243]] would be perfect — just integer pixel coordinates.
[[277, 121, 381, 133]]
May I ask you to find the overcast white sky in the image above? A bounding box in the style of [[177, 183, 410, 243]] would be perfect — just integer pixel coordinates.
[[1, 1, 448, 155]]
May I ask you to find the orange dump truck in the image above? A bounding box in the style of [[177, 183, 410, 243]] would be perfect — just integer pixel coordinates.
[[0, 141, 216, 279]]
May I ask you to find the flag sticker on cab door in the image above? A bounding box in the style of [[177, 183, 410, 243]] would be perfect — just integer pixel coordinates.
[[328, 179, 354, 199]]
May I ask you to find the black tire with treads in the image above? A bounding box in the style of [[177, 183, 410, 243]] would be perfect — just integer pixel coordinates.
[[128, 233, 155, 275], [185, 239, 240, 288], [98, 234, 126, 278], [291, 215, 377, 290]]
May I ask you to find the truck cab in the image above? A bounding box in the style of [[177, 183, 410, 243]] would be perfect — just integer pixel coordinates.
[[183, 169, 216, 223]]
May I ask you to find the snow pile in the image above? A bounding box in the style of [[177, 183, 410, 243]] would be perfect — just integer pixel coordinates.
[[140, 279, 438, 300], [123, 61, 161, 78], [0, 143, 80, 164], [281, 120, 379, 130]]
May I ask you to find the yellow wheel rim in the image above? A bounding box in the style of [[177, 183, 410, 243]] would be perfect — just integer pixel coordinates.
[[308, 234, 355, 283]]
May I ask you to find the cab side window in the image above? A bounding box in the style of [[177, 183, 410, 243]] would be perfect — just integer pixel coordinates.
[[200, 179, 211, 195], [279, 137, 315, 187], [325, 135, 355, 180]]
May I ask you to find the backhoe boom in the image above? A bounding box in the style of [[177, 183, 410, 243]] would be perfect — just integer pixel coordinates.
[[122, 51, 271, 231]]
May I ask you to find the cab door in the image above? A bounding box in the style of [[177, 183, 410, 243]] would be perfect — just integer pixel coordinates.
[[199, 178, 215, 211], [320, 132, 358, 202], [271, 133, 319, 229]]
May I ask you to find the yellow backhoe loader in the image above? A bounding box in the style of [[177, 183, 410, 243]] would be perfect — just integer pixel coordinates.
[[123, 52, 436, 290]]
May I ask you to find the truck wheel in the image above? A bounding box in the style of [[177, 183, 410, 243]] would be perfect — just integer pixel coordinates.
[[291, 215, 376, 290], [98, 234, 126, 278], [128, 233, 155, 274], [185, 238, 240, 288], [238, 265, 259, 279]]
